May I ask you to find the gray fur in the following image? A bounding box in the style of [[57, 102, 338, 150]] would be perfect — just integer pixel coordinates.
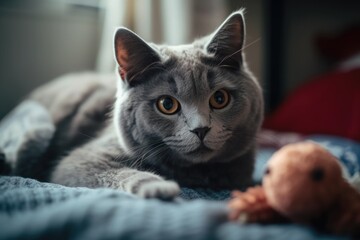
[[5, 10, 263, 199], [0, 101, 55, 178]]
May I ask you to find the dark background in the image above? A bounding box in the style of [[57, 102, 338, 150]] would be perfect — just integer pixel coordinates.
[[0, 0, 359, 119]]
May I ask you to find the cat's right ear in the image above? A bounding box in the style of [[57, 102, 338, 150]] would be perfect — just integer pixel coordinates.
[[114, 28, 161, 84], [205, 10, 245, 70]]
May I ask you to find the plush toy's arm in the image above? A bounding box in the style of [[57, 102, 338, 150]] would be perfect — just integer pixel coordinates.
[[325, 183, 360, 238], [228, 186, 286, 223]]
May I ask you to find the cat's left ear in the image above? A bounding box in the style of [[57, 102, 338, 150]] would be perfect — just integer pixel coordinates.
[[114, 27, 161, 84], [206, 10, 245, 69]]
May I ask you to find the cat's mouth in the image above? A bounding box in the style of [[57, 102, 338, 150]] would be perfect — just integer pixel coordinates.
[[165, 138, 218, 163], [185, 144, 213, 156], [179, 144, 216, 164]]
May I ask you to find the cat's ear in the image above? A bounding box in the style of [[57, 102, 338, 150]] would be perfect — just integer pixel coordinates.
[[114, 27, 161, 84], [206, 11, 245, 69]]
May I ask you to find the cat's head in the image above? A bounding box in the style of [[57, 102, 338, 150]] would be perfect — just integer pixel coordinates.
[[113, 10, 263, 165]]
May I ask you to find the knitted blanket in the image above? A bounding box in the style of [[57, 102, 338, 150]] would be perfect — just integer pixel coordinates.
[[0, 176, 345, 240]]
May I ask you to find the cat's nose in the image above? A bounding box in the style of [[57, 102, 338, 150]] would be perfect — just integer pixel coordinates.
[[191, 127, 210, 141]]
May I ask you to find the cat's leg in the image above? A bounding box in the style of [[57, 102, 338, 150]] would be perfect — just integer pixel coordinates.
[[94, 168, 180, 199], [50, 136, 180, 199]]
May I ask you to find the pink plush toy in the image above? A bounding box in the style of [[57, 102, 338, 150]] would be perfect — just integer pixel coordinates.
[[228, 142, 360, 237]]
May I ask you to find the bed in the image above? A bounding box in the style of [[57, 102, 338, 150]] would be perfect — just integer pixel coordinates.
[[1, 98, 359, 240]]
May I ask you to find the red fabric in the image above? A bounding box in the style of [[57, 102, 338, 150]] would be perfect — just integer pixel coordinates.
[[263, 68, 360, 141]]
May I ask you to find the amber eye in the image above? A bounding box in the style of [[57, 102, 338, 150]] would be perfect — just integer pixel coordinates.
[[209, 89, 230, 109], [157, 96, 180, 115]]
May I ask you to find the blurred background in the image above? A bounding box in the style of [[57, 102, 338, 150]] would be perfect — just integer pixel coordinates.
[[0, 0, 359, 129]]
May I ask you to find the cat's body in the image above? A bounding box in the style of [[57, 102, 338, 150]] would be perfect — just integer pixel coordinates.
[[6, 11, 263, 198]]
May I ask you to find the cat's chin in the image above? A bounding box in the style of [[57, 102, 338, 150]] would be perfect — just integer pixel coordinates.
[[179, 146, 216, 164], [186, 145, 213, 155]]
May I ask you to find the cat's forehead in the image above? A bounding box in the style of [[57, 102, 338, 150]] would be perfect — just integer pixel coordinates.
[[158, 44, 206, 66], [139, 44, 238, 98]]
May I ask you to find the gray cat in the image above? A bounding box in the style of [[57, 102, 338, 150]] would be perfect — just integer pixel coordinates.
[[6, 10, 263, 199]]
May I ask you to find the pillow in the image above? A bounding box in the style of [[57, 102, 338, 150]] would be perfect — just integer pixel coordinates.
[[263, 67, 360, 141]]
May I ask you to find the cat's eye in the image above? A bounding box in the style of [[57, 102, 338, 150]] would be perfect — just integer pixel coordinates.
[[209, 89, 230, 109], [157, 96, 180, 115]]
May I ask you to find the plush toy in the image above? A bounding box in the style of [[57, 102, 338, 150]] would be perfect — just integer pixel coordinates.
[[228, 142, 360, 237]]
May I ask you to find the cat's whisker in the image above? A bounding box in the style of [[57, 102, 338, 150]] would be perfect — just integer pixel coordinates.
[[76, 131, 97, 140], [112, 140, 165, 165], [142, 147, 170, 173], [241, 37, 261, 51], [127, 62, 168, 83], [217, 37, 261, 67], [217, 65, 239, 70], [135, 142, 167, 168], [119, 140, 165, 169], [116, 139, 163, 153], [71, 148, 116, 165]]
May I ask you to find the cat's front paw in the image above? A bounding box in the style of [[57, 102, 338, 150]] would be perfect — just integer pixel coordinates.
[[137, 180, 180, 199]]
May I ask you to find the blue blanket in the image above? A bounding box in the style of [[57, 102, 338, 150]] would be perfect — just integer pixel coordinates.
[[0, 176, 346, 240]]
